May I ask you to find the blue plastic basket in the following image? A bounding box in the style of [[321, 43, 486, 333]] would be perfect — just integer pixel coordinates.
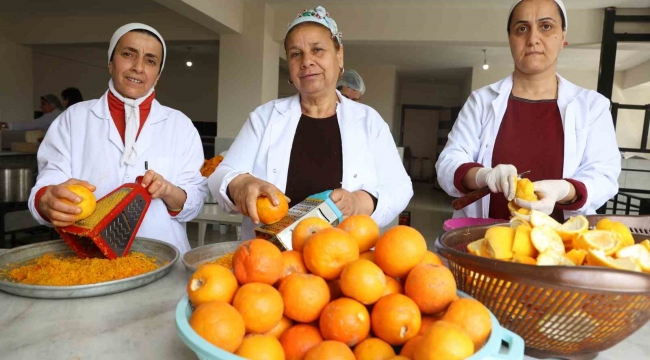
[[176, 291, 524, 360]]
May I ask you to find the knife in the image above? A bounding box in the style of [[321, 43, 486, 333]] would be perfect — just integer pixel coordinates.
[[451, 170, 531, 211]]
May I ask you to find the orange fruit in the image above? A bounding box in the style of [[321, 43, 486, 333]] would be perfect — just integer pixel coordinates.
[[388, 356, 411, 360], [441, 298, 492, 349], [264, 316, 293, 339], [189, 301, 245, 353], [418, 316, 438, 335], [405, 264, 457, 314], [338, 214, 380, 253], [233, 239, 284, 285], [400, 335, 423, 358], [319, 297, 371, 346], [375, 226, 427, 278], [340, 259, 387, 305], [280, 250, 307, 280], [371, 293, 421, 345], [293, 217, 331, 252], [278, 273, 330, 322], [280, 324, 324, 360], [383, 276, 403, 296], [596, 218, 635, 247], [328, 279, 344, 300], [353, 337, 396, 360], [413, 320, 474, 360], [235, 334, 284, 360], [233, 283, 284, 334], [303, 227, 359, 280], [62, 184, 96, 220], [187, 263, 238, 307], [359, 250, 376, 263], [257, 192, 289, 225], [419, 251, 443, 266], [304, 340, 355, 360]]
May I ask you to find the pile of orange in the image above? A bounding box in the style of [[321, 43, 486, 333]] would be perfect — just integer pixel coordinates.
[[186, 215, 493, 360]]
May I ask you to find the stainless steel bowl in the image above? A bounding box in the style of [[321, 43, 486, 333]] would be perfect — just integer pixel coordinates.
[[0, 165, 34, 203]]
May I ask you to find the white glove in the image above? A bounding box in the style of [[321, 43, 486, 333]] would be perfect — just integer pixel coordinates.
[[514, 180, 570, 215], [475, 164, 518, 201]]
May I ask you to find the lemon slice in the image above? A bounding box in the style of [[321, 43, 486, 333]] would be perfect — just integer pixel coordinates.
[[641, 240, 650, 253], [537, 251, 575, 266], [484, 226, 516, 260], [515, 178, 538, 201], [467, 238, 485, 257], [573, 230, 623, 256], [586, 248, 641, 272], [530, 210, 561, 229], [565, 249, 588, 266], [512, 224, 538, 258], [616, 245, 650, 273], [556, 216, 589, 243], [596, 219, 635, 247], [512, 254, 537, 265], [509, 216, 532, 229], [531, 225, 566, 254]]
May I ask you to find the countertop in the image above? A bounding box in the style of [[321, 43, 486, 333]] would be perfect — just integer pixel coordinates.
[[0, 251, 648, 360]]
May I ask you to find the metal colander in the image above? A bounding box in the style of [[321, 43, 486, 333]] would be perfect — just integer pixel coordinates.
[[435, 215, 650, 360]]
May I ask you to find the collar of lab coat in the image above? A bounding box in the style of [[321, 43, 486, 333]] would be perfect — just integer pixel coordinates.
[[273, 90, 363, 121], [488, 73, 584, 106], [90, 90, 170, 125]]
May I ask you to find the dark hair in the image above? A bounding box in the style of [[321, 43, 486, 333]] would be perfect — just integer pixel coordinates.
[[61, 87, 83, 108], [507, 2, 566, 34], [109, 29, 165, 73], [284, 22, 341, 53]]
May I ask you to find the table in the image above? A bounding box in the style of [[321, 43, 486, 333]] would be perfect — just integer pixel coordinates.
[[190, 203, 243, 247], [0, 256, 648, 359]]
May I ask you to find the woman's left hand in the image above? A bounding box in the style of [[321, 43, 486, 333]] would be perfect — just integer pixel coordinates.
[[330, 189, 374, 217], [514, 180, 574, 215], [140, 170, 187, 210]]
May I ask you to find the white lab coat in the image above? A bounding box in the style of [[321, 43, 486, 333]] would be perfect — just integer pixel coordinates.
[[436, 74, 620, 219], [28, 91, 209, 254], [208, 91, 413, 241]]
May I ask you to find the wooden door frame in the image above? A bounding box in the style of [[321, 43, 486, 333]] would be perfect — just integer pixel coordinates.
[[399, 104, 444, 147]]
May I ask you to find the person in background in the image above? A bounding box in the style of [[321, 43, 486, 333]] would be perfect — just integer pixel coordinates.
[[27, 23, 208, 254], [436, 0, 620, 223], [209, 6, 412, 241], [0, 94, 64, 131], [61, 87, 84, 109], [336, 69, 365, 102]]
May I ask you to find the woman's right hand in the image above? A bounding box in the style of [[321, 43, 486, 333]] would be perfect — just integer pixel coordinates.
[[228, 174, 288, 224], [475, 164, 518, 201], [38, 179, 96, 227]]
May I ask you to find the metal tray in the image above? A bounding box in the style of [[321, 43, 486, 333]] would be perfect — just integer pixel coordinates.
[[0, 237, 179, 299], [182, 241, 241, 272]]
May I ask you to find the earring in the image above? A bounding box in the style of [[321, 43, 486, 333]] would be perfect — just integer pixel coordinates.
[[340, 67, 345, 74], [287, 79, 293, 84]]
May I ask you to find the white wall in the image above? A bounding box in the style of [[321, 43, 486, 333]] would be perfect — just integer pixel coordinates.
[[353, 66, 397, 131], [400, 82, 465, 108], [32, 44, 219, 124], [612, 72, 650, 151], [0, 36, 33, 123]]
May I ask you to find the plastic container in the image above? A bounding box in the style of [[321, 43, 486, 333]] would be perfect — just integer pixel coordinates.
[[175, 291, 525, 360]]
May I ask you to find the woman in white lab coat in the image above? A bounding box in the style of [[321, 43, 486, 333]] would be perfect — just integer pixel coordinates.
[[436, 0, 620, 223], [209, 6, 412, 241], [28, 23, 208, 254]]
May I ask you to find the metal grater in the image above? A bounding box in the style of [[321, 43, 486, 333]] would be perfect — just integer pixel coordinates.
[[254, 190, 343, 250], [56, 177, 151, 259]]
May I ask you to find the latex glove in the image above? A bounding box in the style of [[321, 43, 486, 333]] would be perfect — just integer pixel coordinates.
[[475, 164, 518, 201], [514, 180, 570, 215]]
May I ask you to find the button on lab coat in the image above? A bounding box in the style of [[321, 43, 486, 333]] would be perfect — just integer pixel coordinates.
[[208, 92, 413, 241], [436, 74, 621, 219], [28, 91, 209, 254]]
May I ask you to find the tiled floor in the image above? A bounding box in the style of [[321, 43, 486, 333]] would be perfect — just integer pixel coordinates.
[[186, 181, 455, 250]]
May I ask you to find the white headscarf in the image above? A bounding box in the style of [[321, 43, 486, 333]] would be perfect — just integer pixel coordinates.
[[107, 23, 166, 166], [508, 0, 568, 33]]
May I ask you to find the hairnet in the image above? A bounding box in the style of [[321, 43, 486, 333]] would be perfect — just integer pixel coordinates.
[[337, 69, 365, 95], [285, 6, 342, 45], [41, 94, 63, 110]]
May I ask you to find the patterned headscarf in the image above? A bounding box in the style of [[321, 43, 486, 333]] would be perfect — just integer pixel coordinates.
[[285, 6, 342, 45]]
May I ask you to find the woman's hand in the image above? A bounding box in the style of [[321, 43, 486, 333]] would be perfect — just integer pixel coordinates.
[[140, 170, 187, 211], [38, 179, 96, 227], [330, 189, 374, 217], [228, 174, 288, 224], [474, 164, 519, 201], [515, 180, 574, 215]]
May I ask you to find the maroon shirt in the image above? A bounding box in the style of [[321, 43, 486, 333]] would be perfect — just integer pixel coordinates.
[[454, 95, 587, 223]]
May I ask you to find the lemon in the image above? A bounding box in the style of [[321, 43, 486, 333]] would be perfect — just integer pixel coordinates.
[[537, 251, 575, 266], [615, 245, 650, 273], [596, 219, 635, 247], [512, 224, 537, 258], [641, 240, 650, 253], [556, 216, 589, 243], [531, 225, 566, 255], [515, 178, 537, 202], [585, 248, 641, 272], [565, 249, 588, 266], [509, 216, 531, 229], [61, 185, 97, 220], [467, 239, 486, 257], [484, 226, 516, 260], [530, 210, 561, 230], [573, 230, 623, 256], [512, 254, 537, 265]]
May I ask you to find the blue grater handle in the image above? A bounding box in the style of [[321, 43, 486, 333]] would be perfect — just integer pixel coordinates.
[[307, 190, 344, 222]]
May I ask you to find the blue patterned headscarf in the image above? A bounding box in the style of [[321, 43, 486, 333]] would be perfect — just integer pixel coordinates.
[[285, 6, 342, 45]]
